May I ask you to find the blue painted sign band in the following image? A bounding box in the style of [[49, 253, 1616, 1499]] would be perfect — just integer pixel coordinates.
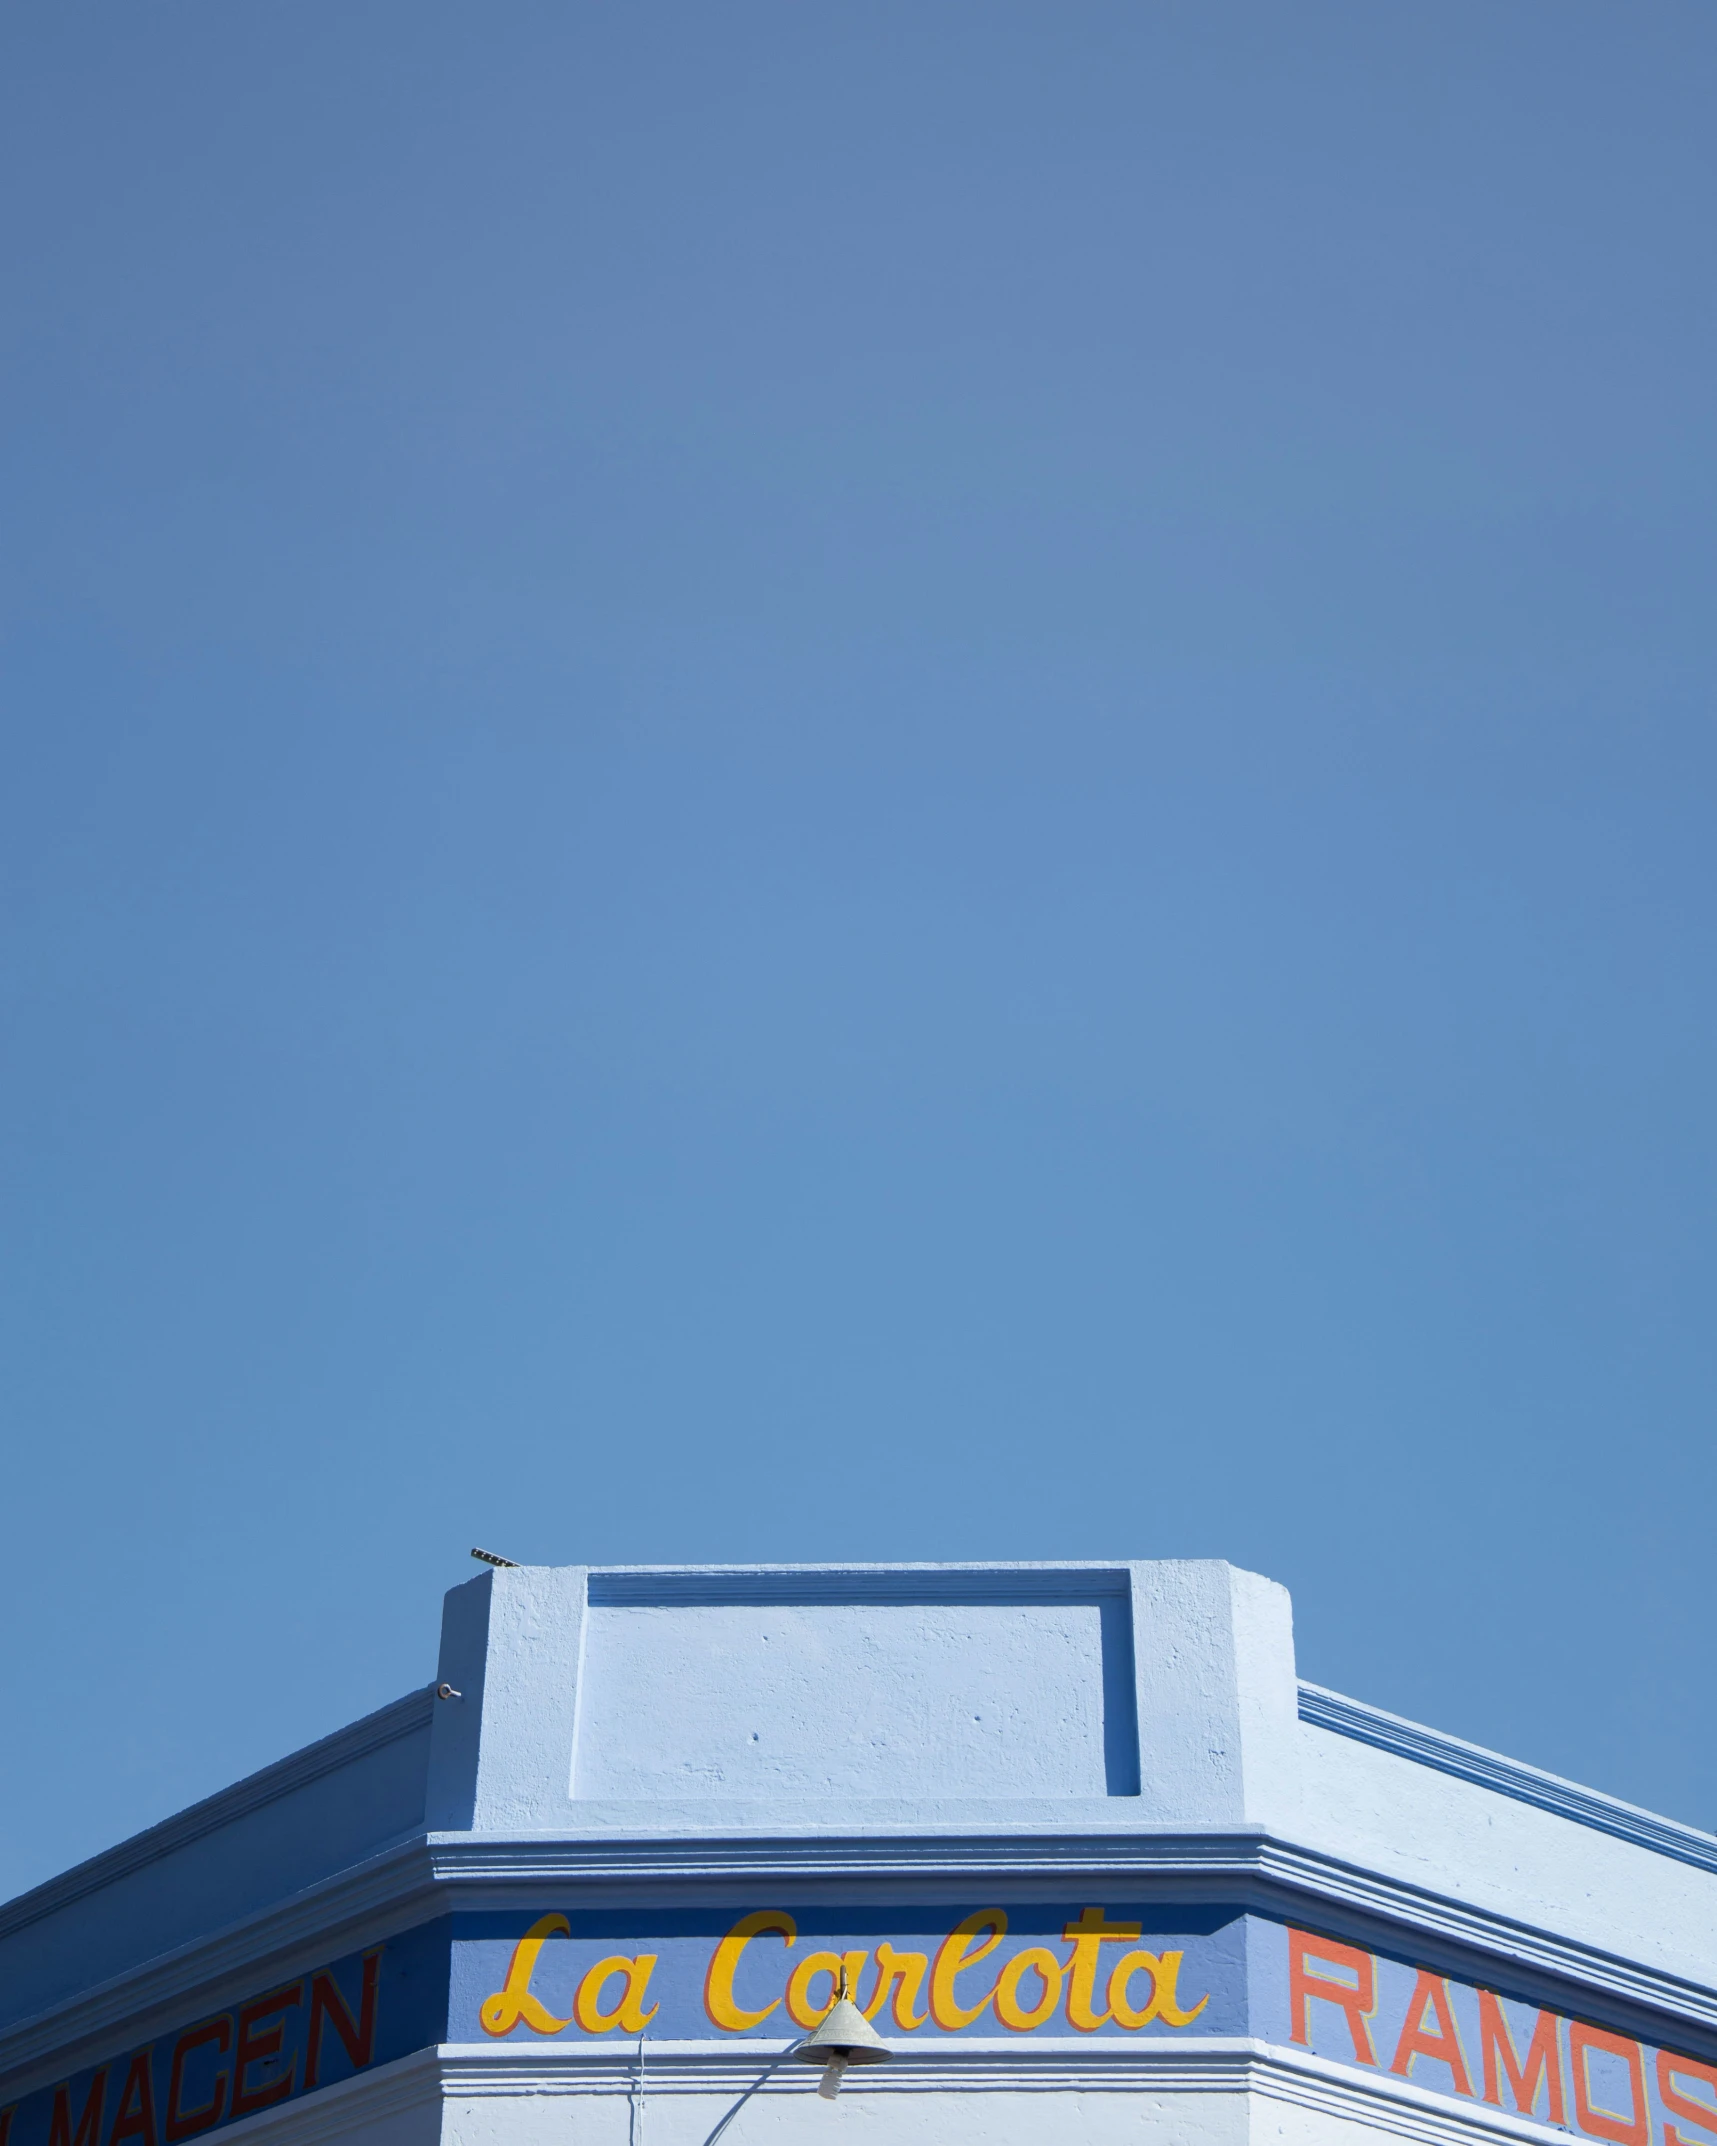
[[1258, 1926, 1717, 2146], [449, 1904, 1244, 2043], [1, 1924, 449, 2146], [13, 1908, 1717, 2146]]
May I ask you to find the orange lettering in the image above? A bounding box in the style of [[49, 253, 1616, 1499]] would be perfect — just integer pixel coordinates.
[[230, 1984, 303, 2120], [1390, 1971, 1472, 2095], [1288, 1930, 1377, 2064], [1478, 1991, 1563, 2123], [1570, 2023, 1647, 2146], [49, 2075, 107, 2146], [164, 2024, 228, 2143], [304, 1953, 382, 2089], [1659, 2050, 1717, 2146], [107, 2056, 157, 2146]]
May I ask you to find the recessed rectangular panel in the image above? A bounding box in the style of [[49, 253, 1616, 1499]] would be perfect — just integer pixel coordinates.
[[573, 1575, 1138, 1799]]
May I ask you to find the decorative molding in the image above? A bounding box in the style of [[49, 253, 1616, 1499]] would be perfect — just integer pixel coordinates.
[[422, 1832, 1717, 2043], [434, 2036, 1570, 2146], [13, 1823, 1717, 2104], [0, 1690, 433, 1945], [136, 2035, 1581, 2146], [1300, 1683, 1717, 1874], [586, 1563, 1132, 1607], [423, 1828, 1262, 1880], [1246, 2043, 1572, 2146], [1251, 1835, 1717, 2041], [0, 1841, 438, 2096], [70, 2032, 1581, 2146], [176, 2047, 444, 2146], [436, 2035, 1264, 2098]]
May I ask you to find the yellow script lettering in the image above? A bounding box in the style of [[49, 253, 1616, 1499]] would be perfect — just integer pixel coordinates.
[[574, 1956, 660, 2035], [786, 1952, 870, 2029], [1107, 1949, 1209, 2030], [930, 1911, 1008, 2029], [864, 1944, 929, 2030], [994, 1948, 1065, 2032], [1062, 1907, 1144, 2030], [704, 1912, 797, 2031], [480, 1914, 574, 2037]]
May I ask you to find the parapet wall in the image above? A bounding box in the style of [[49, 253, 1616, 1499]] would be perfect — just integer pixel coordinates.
[[5, 1558, 1716, 2146], [428, 1560, 1300, 1836], [0, 1691, 431, 2044]]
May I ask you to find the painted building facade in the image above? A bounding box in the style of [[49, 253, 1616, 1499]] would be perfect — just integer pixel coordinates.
[[5, 1560, 1717, 2146]]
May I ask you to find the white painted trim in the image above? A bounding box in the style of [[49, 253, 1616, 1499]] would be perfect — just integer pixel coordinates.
[[432, 2035, 1578, 2146], [175, 2047, 445, 2146], [0, 2030, 1618, 2146], [1300, 1685, 1717, 1875]]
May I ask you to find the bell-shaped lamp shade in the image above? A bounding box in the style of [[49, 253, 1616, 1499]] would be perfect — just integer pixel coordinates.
[[791, 1973, 892, 2099]]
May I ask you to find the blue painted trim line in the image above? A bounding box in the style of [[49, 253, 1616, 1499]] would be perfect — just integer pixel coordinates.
[[1299, 1682, 1717, 1874]]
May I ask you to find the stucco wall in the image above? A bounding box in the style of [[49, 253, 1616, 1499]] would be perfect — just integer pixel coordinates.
[[1294, 1721, 1717, 1988]]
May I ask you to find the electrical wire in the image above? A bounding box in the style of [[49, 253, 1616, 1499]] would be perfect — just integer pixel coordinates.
[[699, 2051, 795, 2146]]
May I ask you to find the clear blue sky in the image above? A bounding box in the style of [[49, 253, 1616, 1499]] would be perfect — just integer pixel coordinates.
[[4, 3, 1715, 1902]]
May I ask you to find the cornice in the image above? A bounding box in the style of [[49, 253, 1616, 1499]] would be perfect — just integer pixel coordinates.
[[1246, 2041, 1574, 2146], [160, 2047, 444, 2146], [11, 1824, 1717, 2103], [431, 2032, 1301, 2093], [1248, 1836, 1717, 2042], [1300, 1683, 1717, 1874], [108, 2035, 1577, 2146], [0, 1840, 438, 2097], [422, 1827, 1263, 1882], [77, 2034, 1579, 2146], [421, 1831, 1717, 2043], [440, 2036, 1570, 2146], [0, 1690, 432, 1945]]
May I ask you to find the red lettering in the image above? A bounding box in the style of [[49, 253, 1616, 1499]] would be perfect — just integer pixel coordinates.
[[1570, 2022, 1647, 2146], [229, 1986, 303, 2121], [49, 2075, 107, 2146], [304, 1953, 382, 2091], [1390, 1971, 1473, 2095], [1, 2107, 14, 2146], [1288, 1930, 1377, 2064], [1479, 1991, 1565, 2123], [165, 2022, 229, 2145], [1659, 2051, 1717, 2146], [107, 2056, 157, 2146]]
